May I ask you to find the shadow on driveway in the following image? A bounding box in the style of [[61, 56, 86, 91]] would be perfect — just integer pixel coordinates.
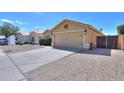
[[53, 47, 111, 56], [79, 48, 112, 56], [53, 47, 81, 52]]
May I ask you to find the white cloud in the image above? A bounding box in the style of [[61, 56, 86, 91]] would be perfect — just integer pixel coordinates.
[[1, 19, 13, 23], [15, 20, 23, 24], [15, 20, 27, 25], [34, 26, 39, 28], [33, 26, 43, 29]]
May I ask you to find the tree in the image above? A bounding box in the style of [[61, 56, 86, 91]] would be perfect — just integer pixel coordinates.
[[117, 24, 124, 35], [0, 22, 20, 38]]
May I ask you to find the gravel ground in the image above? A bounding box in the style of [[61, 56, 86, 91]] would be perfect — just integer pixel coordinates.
[[0, 45, 43, 54], [25, 48, 124, 81]]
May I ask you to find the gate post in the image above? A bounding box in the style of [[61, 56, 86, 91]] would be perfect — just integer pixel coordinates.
[[106, 36, 107, 49], [122, 35, 124, 50]]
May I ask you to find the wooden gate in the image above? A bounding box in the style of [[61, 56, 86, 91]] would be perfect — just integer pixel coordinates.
[[97, 36, 118, 49]]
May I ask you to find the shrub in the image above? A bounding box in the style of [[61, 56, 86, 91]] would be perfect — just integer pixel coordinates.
[[19, 42, 24, 45], [39, 38, 52, 46], [17, 41, 24, 45], [24, 41, 29, 44]]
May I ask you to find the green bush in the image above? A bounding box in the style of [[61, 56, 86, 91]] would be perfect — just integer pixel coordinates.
[[24, 41, 29, 44], [39, 38, 52, 46], [17, 41, 24, 45], [19, 42, 24, 45]]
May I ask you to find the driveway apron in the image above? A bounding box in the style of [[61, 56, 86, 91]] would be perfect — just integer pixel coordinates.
[[8, 47, 79, 73]]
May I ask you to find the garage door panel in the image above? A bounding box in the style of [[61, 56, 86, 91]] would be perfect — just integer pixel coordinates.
[[54, 32, 82, 49]]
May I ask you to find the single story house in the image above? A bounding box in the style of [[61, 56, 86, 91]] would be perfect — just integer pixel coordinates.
[[30, 29, 52, 44], [15, 29, 52, 44], [51, 19, 104, 49], [15, 32, 31, 43], [30, 30, 45, 44], [42, 29, 52, 39]]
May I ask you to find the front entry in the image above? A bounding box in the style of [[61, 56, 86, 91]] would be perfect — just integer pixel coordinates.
[[97, 36, 118, 49]]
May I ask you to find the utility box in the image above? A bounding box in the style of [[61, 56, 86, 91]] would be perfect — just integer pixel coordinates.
[[83, 43, 91, 50], [8, 35, 16, 46]]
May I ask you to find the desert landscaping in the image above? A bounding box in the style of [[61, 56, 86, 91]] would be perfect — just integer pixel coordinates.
[[0, 13, 124, 81], [25, 49, 124, 81]]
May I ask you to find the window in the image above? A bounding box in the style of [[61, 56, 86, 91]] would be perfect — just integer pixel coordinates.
[[64, 24, 68, 29]]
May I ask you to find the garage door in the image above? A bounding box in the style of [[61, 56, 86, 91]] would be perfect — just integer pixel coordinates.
[[54, 32, 83, 49]]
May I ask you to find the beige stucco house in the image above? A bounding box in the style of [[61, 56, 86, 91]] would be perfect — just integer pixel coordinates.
[[42, 29, 52, 39], [30, 29, 52, 44], [30, 30, 45, 44], [51, 19, 104, 49], [16, 29, 52, 44]]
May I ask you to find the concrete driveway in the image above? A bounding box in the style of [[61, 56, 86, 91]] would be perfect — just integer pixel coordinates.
[[0, 46, 78, 81], [0, 50, 25, 81]]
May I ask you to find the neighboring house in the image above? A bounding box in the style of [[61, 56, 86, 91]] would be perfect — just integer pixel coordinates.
[[51, 19, 104, 50], [16, 31, 42, 44], [42, 29, 52, 39], [15, 32, 31, 43], [30, 31, 43, 44], [30, 30, 45, 44], [30, 29, 52, 44], [15, 29, 51, 44]]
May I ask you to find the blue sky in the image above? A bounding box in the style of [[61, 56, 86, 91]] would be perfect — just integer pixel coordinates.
[[0, 12, 123, 35]]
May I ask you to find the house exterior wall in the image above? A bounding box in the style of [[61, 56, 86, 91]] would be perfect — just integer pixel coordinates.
[[16, 35, 31, 43], [85, 27, 103, 48], [43, 30, 52, 39], [23, 36, 31, 43], [16, 34, 24, 43], [16, 33, 31, 43], [30, 32, 44, 44], [52, 20, 103, 49], [53, 21, 85, 33]]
